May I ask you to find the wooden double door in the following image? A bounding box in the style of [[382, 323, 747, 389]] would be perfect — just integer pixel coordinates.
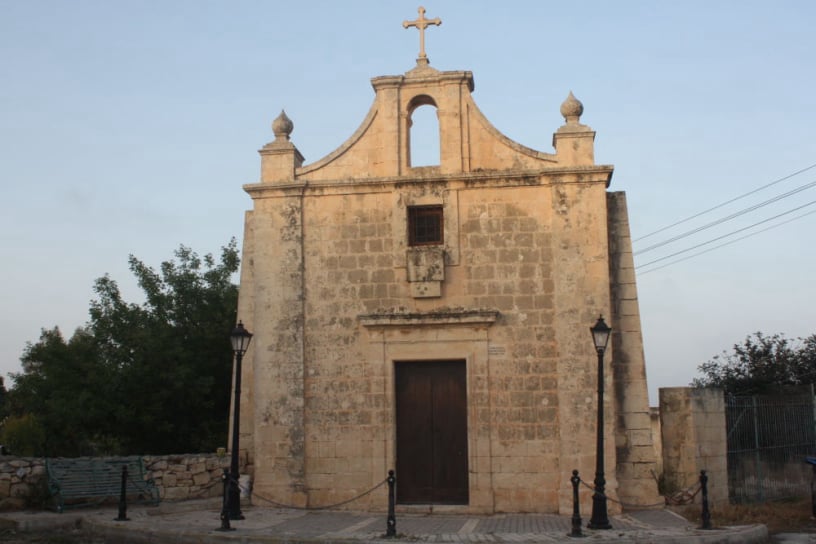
[[395, 360, 469, 504]]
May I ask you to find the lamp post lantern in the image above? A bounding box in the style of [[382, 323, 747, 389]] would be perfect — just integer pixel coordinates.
[[588, 315, 612, 530], [228, 321, 252, 520]]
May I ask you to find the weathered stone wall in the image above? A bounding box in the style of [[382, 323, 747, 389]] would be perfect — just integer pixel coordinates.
[[241, 172, 622, 514], [0, 454, 227, 510], [659, 387, 728, 505], [607, 192, 661, 507], [143, 454, 228, 501], [0, 457, 45, 509], [237, 61, 659, 514]]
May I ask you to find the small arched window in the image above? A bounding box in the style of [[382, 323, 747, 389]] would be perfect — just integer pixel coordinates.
[[408, 96, 440, 167]]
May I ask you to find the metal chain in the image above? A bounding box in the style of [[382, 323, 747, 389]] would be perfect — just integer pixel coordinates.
[[665, 483, 703, 506], [234, 476, 389, 511], [578, 477, 701, 509], [188, 476, 221, 498], [218, 472, 698, 512]]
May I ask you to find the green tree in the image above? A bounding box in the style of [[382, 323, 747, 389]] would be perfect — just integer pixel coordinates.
[[5, 327, 114, 456], [5, 240, 240, 456], [1, 414, 47, 456], [88, 240, 240, 454], [693, 332, 816, 395]]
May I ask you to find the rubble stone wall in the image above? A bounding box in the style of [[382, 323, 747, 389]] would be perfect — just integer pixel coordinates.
[[0, 453, 228, 510]]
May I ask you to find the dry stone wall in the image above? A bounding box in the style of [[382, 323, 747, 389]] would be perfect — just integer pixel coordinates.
[[0, 454, 228, 510], [143, 454, 228, 501], [0, 457, 45, 509]]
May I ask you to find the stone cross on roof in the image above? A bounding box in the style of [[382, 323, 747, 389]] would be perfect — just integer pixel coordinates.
[[403, 6, 441, 64]]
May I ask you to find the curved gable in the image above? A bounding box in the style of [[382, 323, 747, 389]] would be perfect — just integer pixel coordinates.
[[257, 65, 598, 185]]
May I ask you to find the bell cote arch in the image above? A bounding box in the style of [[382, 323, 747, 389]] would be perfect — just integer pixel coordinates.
[[406, 94, 440, 168]]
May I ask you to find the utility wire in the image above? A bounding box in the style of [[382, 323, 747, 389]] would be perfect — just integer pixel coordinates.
[[634, 178, 816, 255], [637, 209, 816, 275], [633, 162, 816, 243], [635, 199, 816, 270]]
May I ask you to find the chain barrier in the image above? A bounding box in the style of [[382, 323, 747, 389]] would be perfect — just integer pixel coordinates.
[[578, 477, 701, 509], [665, 483, 703, 506], [188, 476, 222, 499], [236, 475, 389, 511]]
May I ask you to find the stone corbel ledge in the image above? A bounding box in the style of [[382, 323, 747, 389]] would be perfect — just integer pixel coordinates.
[[359, 309, 499, 328]]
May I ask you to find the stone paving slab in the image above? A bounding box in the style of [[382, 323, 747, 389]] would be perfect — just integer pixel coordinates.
[[0, 501, 770, 544], [774, 533, 816, 544]]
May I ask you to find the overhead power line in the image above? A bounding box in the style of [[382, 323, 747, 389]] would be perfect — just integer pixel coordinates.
[[637, 209, 816, 275], [635, 199, 816, 270], [633, 162, 816, 243], [634, 178, 816, 256]]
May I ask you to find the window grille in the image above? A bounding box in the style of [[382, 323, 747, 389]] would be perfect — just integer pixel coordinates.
[[408, 206, 443, 246]]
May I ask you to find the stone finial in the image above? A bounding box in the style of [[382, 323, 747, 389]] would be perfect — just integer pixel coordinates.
[[553, 91, 594, 164], [560, 91, 584, 124], [260, 109, 304, 183], [272, 110, 294, 141]]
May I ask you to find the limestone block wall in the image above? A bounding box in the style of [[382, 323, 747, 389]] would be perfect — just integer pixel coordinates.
[[0, 454, 227, 510], [240, 169, 620, 514], [606, 192, 661, 507], [659, 387, 728, 505], [239, 62, 656, 514]]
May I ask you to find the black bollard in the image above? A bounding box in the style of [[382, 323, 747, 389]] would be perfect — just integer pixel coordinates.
[[115, 465, 129, 521], [217, 468, 234, 531], [700, 470, 712, 530], [386, 470, 397, 538], [569, 470, 584, 538]]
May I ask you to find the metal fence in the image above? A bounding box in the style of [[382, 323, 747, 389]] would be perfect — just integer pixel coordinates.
[[726, 386, 816, 503]]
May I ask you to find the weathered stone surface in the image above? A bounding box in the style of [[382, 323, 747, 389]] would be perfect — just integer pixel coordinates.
[[149, 460, 168, 471], [0, 497, 25, 510], [162, 487, 190, 501], [234, 42, 657, 515], [659, 387, 728, 504], [10, 482, 30, 497], [0, 454, 226, 506]]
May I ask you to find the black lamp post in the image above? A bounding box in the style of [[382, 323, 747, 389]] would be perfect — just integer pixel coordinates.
[[228, 321, 252, 520], [588, 315, 612, 530]]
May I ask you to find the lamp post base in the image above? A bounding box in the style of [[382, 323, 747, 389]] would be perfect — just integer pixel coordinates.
[[587, 492, 611, 530], [228, 481, 244, 520]]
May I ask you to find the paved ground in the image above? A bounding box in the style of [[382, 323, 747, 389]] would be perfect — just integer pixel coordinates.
[[0, 498, 772, 543], [773, 535, 816, 543]]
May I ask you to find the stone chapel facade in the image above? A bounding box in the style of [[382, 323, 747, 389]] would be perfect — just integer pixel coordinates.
[[233, 43, 660, 514]]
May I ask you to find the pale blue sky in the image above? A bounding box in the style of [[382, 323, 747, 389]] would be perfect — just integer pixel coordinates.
[[2, 1, 814, 404]]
